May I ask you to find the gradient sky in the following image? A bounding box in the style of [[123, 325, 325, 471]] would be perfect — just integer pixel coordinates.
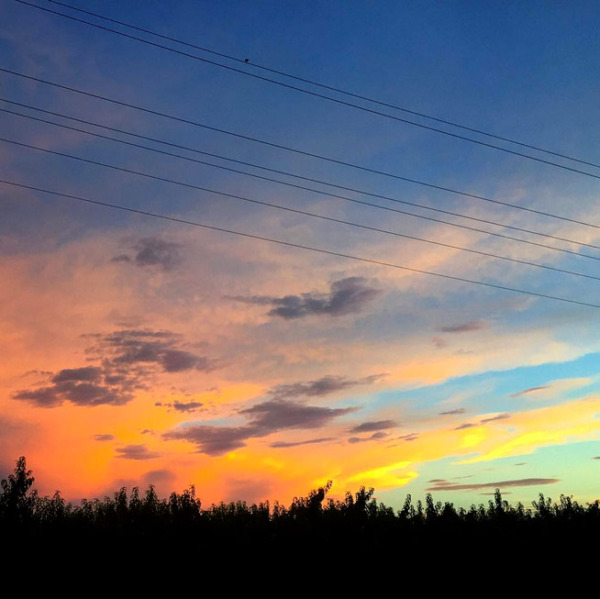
[[2, 0, 600, 510]]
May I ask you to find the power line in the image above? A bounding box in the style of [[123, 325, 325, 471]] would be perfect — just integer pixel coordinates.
[[42, 0, 600, 172], [14, 0, 600, 181], [3, 177, 599, 309], [4, 134, 600, 281], [2, 68, 599, 231], [4, 101, 600, 258]]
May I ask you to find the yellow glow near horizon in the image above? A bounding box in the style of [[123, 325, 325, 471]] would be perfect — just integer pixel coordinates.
[[459, 396, 600, 464]]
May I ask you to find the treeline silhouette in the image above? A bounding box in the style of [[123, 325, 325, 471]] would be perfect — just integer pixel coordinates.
[[6, 455, 594, 587], [3, 456, 599, 553]]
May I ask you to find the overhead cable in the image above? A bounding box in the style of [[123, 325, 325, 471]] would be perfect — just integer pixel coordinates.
[[41, 0, 600, 172], [13, 0, 600, 180], [3, 178, 600, 309], [4, 102, 600, 256], [1, 68, 599, 230], [42, 0, 600, 171], [3, 135, 600, 280]]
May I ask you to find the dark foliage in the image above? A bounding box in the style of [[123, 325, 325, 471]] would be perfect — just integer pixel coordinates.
[[2, 456, 598, 577]]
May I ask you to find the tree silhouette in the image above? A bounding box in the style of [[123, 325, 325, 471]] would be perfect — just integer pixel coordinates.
[[2, 453, 600, 572], [0, 456, 36, 527]]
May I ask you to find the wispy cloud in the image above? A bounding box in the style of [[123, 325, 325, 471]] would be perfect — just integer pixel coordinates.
[[443, 412, 508, 427], [269, 374, 383, 400], [439, 408, 466, 416], [480, 413, 510, 423], [510, 386, 549, 398], [270, 437, 333, 448], [348, 431, 389, 444], [438, 321, 488, 334], [396, 433, 419, 442], [510, 378, 595, 399], [426, 478, 559, 492]]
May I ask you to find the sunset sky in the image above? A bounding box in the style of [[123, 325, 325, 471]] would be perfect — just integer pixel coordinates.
[[2, 0, 600, 510]]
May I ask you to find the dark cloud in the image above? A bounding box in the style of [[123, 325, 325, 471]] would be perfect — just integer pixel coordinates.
[[593, 456, 600, 460], [53, 367, 103, 383], [13, 382, 127, 408], [112, 237, 182, 270], [13, 329, 212, 408], [397, 433, 419, 442], [92, 330, 212, 373], [115, 444, 161, 460], [514, 463, 526, 466], [510, 386, 549, 398], [12, 387, 64, 408], [164, 425, 251, 455], [164, 399, 357, 456], [55, 382, 124, 406], [350, 420, 396, 434], [348, 431, 389, 444], [438, 321, 488, 334], [229, 277, 382, 319], [426, 478, 559, 492], [156, 400, 204, 413], [269, 374, 383, 400], [439, 408, 466, 416], [270, 437, 333, 448], [241, 400, 356, 432], [134, 237, 181, 270], [161, 350, 209, 373], [480, 413, 510, 423], [454, 423, 476, 430], [171, 400, 204, 413], [94, 434, 115, 442]]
